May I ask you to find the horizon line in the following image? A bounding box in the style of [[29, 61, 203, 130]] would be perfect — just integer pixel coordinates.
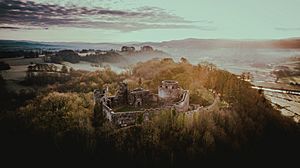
[[0, 37, 299, 44]]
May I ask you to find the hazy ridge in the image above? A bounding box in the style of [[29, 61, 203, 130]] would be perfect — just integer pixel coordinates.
[[1, 38, 300, 52]]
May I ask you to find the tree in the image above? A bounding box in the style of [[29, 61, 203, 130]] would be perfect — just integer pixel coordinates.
[[180, 57, 189, 64], [69, 67, 75, 73], [138, 77, 142, 87], [61, 65, 68, 73], [19, 92, 95, 151]]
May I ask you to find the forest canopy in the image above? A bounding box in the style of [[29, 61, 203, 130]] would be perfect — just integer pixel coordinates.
[[0, 58, 299, 167]]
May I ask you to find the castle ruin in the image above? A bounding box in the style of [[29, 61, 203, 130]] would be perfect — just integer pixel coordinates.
[[94, 80, 190, 127]]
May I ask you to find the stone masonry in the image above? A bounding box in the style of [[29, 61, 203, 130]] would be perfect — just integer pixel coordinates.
[[94, 80, 190, 127]]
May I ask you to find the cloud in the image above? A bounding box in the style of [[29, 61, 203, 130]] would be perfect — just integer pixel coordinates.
[[0, 0, 211, 32]]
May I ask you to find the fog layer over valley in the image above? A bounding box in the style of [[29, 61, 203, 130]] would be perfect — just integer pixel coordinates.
[[2, 39, 300, 83]]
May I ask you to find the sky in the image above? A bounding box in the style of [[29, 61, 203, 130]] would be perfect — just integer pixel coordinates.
[[0, 0, 299, 42]]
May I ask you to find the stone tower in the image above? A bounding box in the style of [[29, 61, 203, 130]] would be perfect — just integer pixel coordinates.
[[158, 80, 181, 103], [115, 82, 129, 105]]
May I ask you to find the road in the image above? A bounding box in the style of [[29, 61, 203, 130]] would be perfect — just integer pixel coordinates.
[[251, 86, 300, 96], [252, 85, 300, 123]]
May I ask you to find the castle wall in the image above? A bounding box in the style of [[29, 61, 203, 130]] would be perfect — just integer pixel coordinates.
[[94, 80, 192, 127], [173, 90, 190, 112], [112, 111, 143, 126], [128, 89, 152, 107], [102, 103, 114, 121], [111, 108, 164, 127]]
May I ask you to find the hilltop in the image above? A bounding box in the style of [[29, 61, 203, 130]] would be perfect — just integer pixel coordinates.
[[0, 58, 299, 167]]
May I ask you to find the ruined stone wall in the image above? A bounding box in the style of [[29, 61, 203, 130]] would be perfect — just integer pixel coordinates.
[[102, 103, 114, 121], [95, 90, 190, 127], [114, 82, 128, 105], [94, 80, 193, 127], [109, 108, 165, 127], [112, 111, 143, 126], [173, 90, 190, 112], [128, 89, 152, 107]]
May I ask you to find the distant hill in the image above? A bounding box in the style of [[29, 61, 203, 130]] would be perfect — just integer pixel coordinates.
[[151, 38, 300, 49], [0, 40, 62, 51], [272, 39, 300, 49], [1, 38, 300, 52], [0, 40, 123, 51], [43, 42, 123, 51]]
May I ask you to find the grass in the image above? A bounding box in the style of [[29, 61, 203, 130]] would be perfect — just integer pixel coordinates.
[[114, 105, 144, 112], [113, 103, 160, 112]]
